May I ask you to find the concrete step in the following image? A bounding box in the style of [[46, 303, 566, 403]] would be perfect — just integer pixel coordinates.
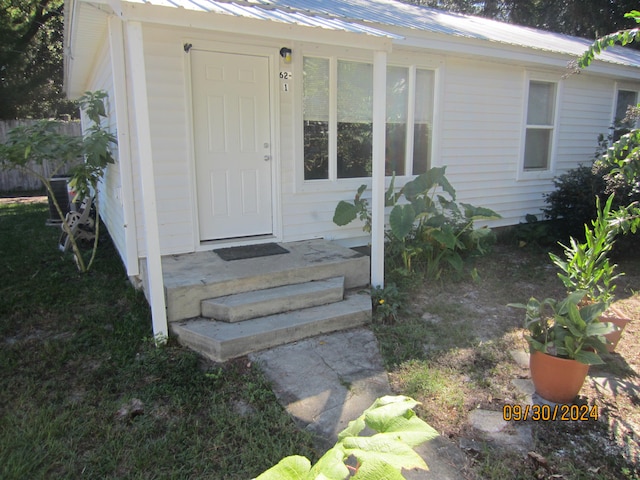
[[201, 276, 344, 323], [171, 291, 371, 362], [161, 240, 370, 322]]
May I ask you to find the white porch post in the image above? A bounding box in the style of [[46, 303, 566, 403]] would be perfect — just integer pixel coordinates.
[[125, 21, 168, 340], [108, 16, 140, 277], [371, 50, 387, 288]]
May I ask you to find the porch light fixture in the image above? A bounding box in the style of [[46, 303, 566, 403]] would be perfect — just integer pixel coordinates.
[[280, 47, 292, 64]]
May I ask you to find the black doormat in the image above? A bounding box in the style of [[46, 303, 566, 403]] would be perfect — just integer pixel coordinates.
[[214, 243, 289, 261]]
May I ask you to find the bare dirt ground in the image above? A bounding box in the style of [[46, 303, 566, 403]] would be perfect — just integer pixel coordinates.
[[0, 194, 46, 204], [389, 243, 640, 479]]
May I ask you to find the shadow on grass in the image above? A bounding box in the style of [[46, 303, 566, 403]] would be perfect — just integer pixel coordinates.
[[0, 201, 318, 479], [372, 242, 640, 480]]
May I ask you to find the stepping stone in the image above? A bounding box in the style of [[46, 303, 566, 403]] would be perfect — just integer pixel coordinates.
[[509, 350, 530, 369], [469, 409, 508, 433], [512, 378, 535, 404]]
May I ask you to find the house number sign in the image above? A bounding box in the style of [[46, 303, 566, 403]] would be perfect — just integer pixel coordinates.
[[280, 71, 292, 92]]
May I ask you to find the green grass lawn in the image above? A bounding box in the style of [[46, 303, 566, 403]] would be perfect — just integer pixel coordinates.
[[0, 200, 317, 479]]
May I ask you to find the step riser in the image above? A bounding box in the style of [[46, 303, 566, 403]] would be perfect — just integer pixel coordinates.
[[167, 256, 368, 322], [201, 277, 344, 322], [171, 294, 371, 362]]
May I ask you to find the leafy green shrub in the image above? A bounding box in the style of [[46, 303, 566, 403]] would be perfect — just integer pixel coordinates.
[[543, 164, 605, 239], [501, 214, 555, 248], [543, 159, 640, 240], [371, 283, 407, 324], [334, 167, 500, 280]]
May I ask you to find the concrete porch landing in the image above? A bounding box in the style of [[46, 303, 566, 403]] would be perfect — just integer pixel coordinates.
[[162, 239, 370, 322], [162, 239, 371, 361]]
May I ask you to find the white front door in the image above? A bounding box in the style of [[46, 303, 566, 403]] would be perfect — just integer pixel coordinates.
[[191, 50, 273, 241]]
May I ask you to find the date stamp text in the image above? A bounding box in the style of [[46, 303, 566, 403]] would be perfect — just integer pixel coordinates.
[[503, 404, 599, 422]]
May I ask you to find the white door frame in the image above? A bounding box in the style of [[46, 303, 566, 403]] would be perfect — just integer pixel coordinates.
[[184, 40, 282, 250]]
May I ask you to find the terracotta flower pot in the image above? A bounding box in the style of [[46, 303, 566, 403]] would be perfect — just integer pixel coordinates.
[[529, 350, 589, 404], [600, 306, 632, 352]]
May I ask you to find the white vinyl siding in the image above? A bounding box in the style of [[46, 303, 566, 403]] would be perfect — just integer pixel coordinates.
[[85, 20, 639, 255], [81, 36, 131, 266]]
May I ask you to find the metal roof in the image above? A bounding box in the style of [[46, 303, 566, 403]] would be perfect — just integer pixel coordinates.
[[125, 0, 640, 68], [125, 0, 402, 38]]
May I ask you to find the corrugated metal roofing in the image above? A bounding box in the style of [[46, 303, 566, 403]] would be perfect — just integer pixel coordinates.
[[126, 0, 640, 68], [126, 0, 402, 38]]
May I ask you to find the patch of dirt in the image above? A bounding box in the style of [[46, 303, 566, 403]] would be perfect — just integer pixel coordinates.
[[397, 243, 640, 478], [0, 195, 47, 204]]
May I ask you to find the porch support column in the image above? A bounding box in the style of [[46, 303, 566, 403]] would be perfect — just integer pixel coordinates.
[[125, 21, 168, 340], [108, 15, 139, 276], [371, 50, 387, 289]]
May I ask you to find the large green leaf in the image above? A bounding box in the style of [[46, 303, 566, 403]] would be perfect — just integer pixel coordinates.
[[585, 321, 615, 337], [579, 302, 607, 323], [352, 458, 408, 480], [429, 228, 457, 250], [368, 413, 439, 448], [254, 455, 311, 480], [333, 201, 358, 226], [389, 204, 416, 241], [460, 203, 501, 221], [445, 252, 464, 273], [385, 174, 400, 207], [574, 349, 605, 365], [341, 434, 428, 471], [425, 166, 456, 200], [309, 447, 350, 480]]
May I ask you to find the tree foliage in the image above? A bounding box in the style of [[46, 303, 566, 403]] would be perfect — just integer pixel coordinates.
[[0, 91, 116, 272], [0, 0, 76, 119], [405, 0, 640, 40]]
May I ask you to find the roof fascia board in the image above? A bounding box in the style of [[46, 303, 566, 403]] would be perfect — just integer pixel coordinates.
[[395, 33, 640, 81], [107, 1, 393, 51]]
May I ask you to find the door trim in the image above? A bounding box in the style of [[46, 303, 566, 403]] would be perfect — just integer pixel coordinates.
[[184, 40, 282, 251]]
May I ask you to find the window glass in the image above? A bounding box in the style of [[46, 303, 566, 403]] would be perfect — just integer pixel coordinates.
[[303, 57, 330, 180], [527, 81, 554, 125], [613, 89, 638, 141], [615, 90, 637, 124], [524, 80, 555, 171], [413, 69, 434, 175], [386, 66, 408, 176], [302, 56, 436, 181], [337, 60, 373, 178], [524, 129, 551, 170]]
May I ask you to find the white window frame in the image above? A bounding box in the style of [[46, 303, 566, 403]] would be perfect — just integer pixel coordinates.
[[612, 83, 640, 141], [518, 72, 562, 180], [295, 46, 441, 192]]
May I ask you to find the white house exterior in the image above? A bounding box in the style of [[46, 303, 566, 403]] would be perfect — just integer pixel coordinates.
[[64, 0, 640, 336]]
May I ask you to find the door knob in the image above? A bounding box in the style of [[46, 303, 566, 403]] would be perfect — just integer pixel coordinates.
[[264, 155, 271, 161]]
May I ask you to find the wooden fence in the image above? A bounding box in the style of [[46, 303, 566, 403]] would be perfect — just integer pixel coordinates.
[[0, 120, 82, 193]]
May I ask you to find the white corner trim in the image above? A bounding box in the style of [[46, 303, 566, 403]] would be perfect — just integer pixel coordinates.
[[371, 50, 387, 288], [125, 21, 168, 339], [108, 15, 139, 276]]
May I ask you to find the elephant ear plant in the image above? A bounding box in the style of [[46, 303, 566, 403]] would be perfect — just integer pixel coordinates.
[[255, 395, 438, 480], [333, 166, 500, 279], [0, 91, 116, 272]]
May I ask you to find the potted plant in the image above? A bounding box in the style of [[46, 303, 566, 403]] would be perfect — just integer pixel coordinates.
[[548, 194, 634, 351], [510, 291, 614, 404]]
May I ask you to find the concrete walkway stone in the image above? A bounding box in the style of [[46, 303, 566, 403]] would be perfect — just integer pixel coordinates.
[[250, 327, 470, 479], [468, 408, 533, 453]]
